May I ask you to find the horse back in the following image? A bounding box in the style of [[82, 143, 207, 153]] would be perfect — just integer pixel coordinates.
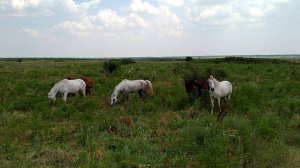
[[68, 79, 86, 91], [66, 77, 93, 88]]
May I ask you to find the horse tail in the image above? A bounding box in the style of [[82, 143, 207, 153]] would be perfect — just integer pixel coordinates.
[[145, 80, 153, 95]]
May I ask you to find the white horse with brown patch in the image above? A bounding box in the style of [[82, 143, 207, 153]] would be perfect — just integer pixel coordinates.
[[207, 75, 232, 114], [48, 79, 86, 104], [110, 79, 153, 106]]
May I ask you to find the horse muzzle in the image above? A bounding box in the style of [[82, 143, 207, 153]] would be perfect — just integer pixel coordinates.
[[210, 88, 215, 92]]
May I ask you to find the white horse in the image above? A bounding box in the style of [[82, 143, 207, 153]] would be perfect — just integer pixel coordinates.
[[207, 75, 232, 114], [110, 79, 153, 106], [48, 79, 86, 104]]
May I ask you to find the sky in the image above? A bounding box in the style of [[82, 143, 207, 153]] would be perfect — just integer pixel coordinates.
[[0, 0, 299, 58]]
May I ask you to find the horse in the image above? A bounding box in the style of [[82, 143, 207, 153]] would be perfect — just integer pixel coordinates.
[[184, 79, 210, 102], [110, 79, 153, 106], [66, 77, 93, 96], [48, 79, 86, 104], [207, 75, 232, 114]]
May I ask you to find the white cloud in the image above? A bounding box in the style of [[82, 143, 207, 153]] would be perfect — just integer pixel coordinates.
[[56, 16, 96, 36], [130, 0, 160, 14], [0, 0, 101, 16], [129, 0, 183, 37], [22, 27, 56, 42], [96, 9, 126, 29], [199, 4, 230, 18], [159, 0, 185, 7], [186, 0, 289, 27], [22, 27, 41, 38], [126, 13, 148, 28], [55, 0, 183, 38], [55, 8, 147, 36]]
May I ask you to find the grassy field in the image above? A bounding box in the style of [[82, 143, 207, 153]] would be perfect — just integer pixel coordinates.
[[0, 58, 299, 167]]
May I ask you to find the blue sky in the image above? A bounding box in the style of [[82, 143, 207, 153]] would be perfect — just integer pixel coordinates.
[[0, 0, 299, 58]]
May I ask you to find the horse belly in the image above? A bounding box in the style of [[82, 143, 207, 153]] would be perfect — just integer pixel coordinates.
[[220, 82, 232, 97], [68, 82, 82, 93]]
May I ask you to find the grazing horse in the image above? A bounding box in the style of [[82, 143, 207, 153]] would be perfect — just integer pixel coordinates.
[[207, 75, 232, 114], [184, 79, 209, 102], [66, 77, 93, 96], [110, 79, 153, 106], [48, 79, 86, 104]]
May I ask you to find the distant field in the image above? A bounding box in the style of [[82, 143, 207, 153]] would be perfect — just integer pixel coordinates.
[[0, 58, 299, 167]]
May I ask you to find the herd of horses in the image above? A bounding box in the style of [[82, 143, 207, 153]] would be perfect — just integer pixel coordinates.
[[48, 76, 232, 114]]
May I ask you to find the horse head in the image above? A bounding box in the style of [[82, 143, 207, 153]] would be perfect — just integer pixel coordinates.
[[208, 76, 215, 92], [110, 94, 117, 106], [48, 92, 56, 104]]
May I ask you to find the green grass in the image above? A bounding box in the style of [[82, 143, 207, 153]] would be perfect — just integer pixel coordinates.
[[0, 58, 299, 167]]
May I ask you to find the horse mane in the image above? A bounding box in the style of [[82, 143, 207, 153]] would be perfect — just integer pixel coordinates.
[[53, 79, 68, 89], [112, 80, 124, 97], [49, 79, 68, 96]]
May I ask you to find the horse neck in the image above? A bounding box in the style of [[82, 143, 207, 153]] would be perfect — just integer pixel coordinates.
[[200, 80, 210, 90], [213, 79, 221, 88], [49, 85, 59, 96], [185, 80, 197, 91], [214, 78, 220, 84], [194, 80, 204, 88], [113, 84, 122, 97]]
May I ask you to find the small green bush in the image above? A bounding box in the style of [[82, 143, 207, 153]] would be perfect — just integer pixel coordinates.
[[185, 57, 193, 61], [103, 61, 119, 74], [121, 58, 136, 64]]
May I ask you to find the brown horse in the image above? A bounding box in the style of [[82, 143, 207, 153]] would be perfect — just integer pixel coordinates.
[[66, 77, 93, 96], [184, 79, 209, 102]]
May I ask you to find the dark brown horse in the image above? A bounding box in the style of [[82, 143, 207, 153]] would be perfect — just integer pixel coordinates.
[[66, 77, 93, 96], [184, 79, 209, 102]]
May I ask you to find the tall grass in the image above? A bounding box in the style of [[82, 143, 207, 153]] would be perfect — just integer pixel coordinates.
[[0, 59, 299, 167]]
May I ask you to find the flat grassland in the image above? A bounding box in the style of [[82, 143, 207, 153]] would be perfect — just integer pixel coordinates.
[[0, 58, 299, 167]]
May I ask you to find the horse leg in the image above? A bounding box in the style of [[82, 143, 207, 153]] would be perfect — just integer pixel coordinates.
[[210, 97, 214, 115], [82, 88, 86, 97], [188, 94, 193, 104], [198, 88, 202, 97], [87, 87, 91, 95], [217, 97, 221, 112], [63, 93, 68, 102], [138, 90, 143, 98], [125, 93, 129, 100]]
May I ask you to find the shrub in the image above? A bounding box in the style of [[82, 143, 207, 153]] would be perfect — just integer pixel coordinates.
[[103, 61, 119, 74], [185, 56, 193, 61], [205, 67, 227, 80], [121, 58, 136, 64], [173, 62, 206, 79]]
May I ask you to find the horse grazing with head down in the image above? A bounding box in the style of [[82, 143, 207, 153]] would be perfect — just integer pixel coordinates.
[[184, 79, 210, 102], [110, 79, 153, 106], [66, 77, 93, 96], [48, 79, 86, 104], [207, 75, 232, 114]]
